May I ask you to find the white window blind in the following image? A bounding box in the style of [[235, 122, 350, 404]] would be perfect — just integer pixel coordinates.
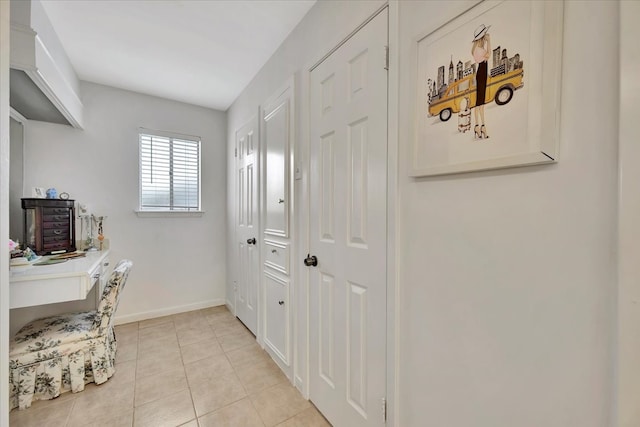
[[139, 132, 201, 211]]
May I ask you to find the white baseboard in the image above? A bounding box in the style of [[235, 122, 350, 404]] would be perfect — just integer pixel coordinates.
[[225, 299, 235, 314], [295, 375, 305, 396], [114, 299, 226, 325]]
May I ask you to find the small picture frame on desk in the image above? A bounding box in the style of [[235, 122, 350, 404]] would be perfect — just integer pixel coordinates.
[[31, 187, 46, 198]]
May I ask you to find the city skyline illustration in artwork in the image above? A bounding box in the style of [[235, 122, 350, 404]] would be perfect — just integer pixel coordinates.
[[426, 26, 525, 141]]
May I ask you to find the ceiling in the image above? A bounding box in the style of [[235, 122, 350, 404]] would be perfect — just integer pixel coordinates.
[[40, 0, 315, 111]]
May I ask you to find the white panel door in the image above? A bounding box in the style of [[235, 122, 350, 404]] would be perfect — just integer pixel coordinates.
[[236, 117, 259, 335], [308, 9, 388, 427]]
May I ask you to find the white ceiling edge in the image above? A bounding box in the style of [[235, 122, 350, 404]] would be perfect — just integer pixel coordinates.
[[40, 0, 316, 111]]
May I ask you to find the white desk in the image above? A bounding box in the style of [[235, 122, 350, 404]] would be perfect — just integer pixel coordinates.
[[10, 250, 110, 309]]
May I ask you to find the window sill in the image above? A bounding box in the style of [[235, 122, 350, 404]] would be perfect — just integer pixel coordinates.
[[135, 210, 204, 218]]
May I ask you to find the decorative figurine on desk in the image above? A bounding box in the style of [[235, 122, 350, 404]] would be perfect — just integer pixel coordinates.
[[94, 216, 106, 251], [23, 247, 37, 261], [8, 239, 19, 258], [79, 212, 96, 252], [46, 188, 57, 199]]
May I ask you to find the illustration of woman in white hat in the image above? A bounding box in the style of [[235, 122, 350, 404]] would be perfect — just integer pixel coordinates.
[[472, 23, 491, 139]]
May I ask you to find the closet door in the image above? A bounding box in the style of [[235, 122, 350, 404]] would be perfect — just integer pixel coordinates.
[[235, 117, 259, 335], [308, 8, 388, 427]]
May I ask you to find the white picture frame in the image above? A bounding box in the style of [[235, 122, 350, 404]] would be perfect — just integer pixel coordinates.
[[409, 0, 563, 177], [31, 187, 45, 198]]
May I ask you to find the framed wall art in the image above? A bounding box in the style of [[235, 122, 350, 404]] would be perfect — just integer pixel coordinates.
[[409, 0, 564, 177]]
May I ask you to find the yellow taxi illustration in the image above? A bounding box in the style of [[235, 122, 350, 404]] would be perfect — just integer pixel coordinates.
[[428, 68, 524, 122]]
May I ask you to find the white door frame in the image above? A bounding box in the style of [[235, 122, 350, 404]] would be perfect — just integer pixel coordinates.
[[386, 2, 400, 424], [1, 0, 11, 423], [298, 2, 399, 424]]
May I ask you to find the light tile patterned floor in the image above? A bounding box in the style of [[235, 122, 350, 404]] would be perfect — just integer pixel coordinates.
[[9, 306, 331, 427]]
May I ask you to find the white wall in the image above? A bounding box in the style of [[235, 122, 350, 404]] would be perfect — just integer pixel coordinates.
[[617, 1, 640, 425], [9, 118, 24, 241], [227, 0, 620, 426], [15, 81, 227, 328], [397, 1, 618, 426]]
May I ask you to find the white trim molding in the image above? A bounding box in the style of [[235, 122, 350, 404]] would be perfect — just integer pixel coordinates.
[[114, 299, 226, 325], [1, 1, 11, 423]]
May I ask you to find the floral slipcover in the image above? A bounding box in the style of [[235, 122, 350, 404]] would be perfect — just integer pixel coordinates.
[[9, 259, 133, 410]]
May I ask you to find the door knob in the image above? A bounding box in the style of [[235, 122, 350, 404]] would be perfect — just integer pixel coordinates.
[[278, 300, 285, 305], [247, 238, 256, 245], [304, 254, 318, 267], [278, 198, 285, 204]]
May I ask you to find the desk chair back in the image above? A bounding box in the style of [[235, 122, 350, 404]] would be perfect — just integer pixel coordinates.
[[93, 259, 133, 335]]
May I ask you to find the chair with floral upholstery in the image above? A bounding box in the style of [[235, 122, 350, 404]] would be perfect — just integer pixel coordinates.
[[9, 259, 133, 410]]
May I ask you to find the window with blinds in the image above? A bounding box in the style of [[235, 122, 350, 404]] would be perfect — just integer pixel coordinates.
[[139, 132, 201, 211]]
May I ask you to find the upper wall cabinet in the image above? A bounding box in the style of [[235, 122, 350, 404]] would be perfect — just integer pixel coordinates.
[[262, 85, 293, 238], [10, 0, 83, 128]]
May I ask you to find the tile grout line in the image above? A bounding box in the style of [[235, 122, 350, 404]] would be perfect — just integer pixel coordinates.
[[189, 308, 242, 422], [188, 314, 258, 422], [115, 320, 139, 427], [225, 337, 270, 427], [179, 317, 201, 426], [218, 314, 311, 426], [134, 318, 195, 425], [63, 396, 77, 427], [180, 325, 201, 427], [247, 389, 269, 427], [179, 312, 233, 424]]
